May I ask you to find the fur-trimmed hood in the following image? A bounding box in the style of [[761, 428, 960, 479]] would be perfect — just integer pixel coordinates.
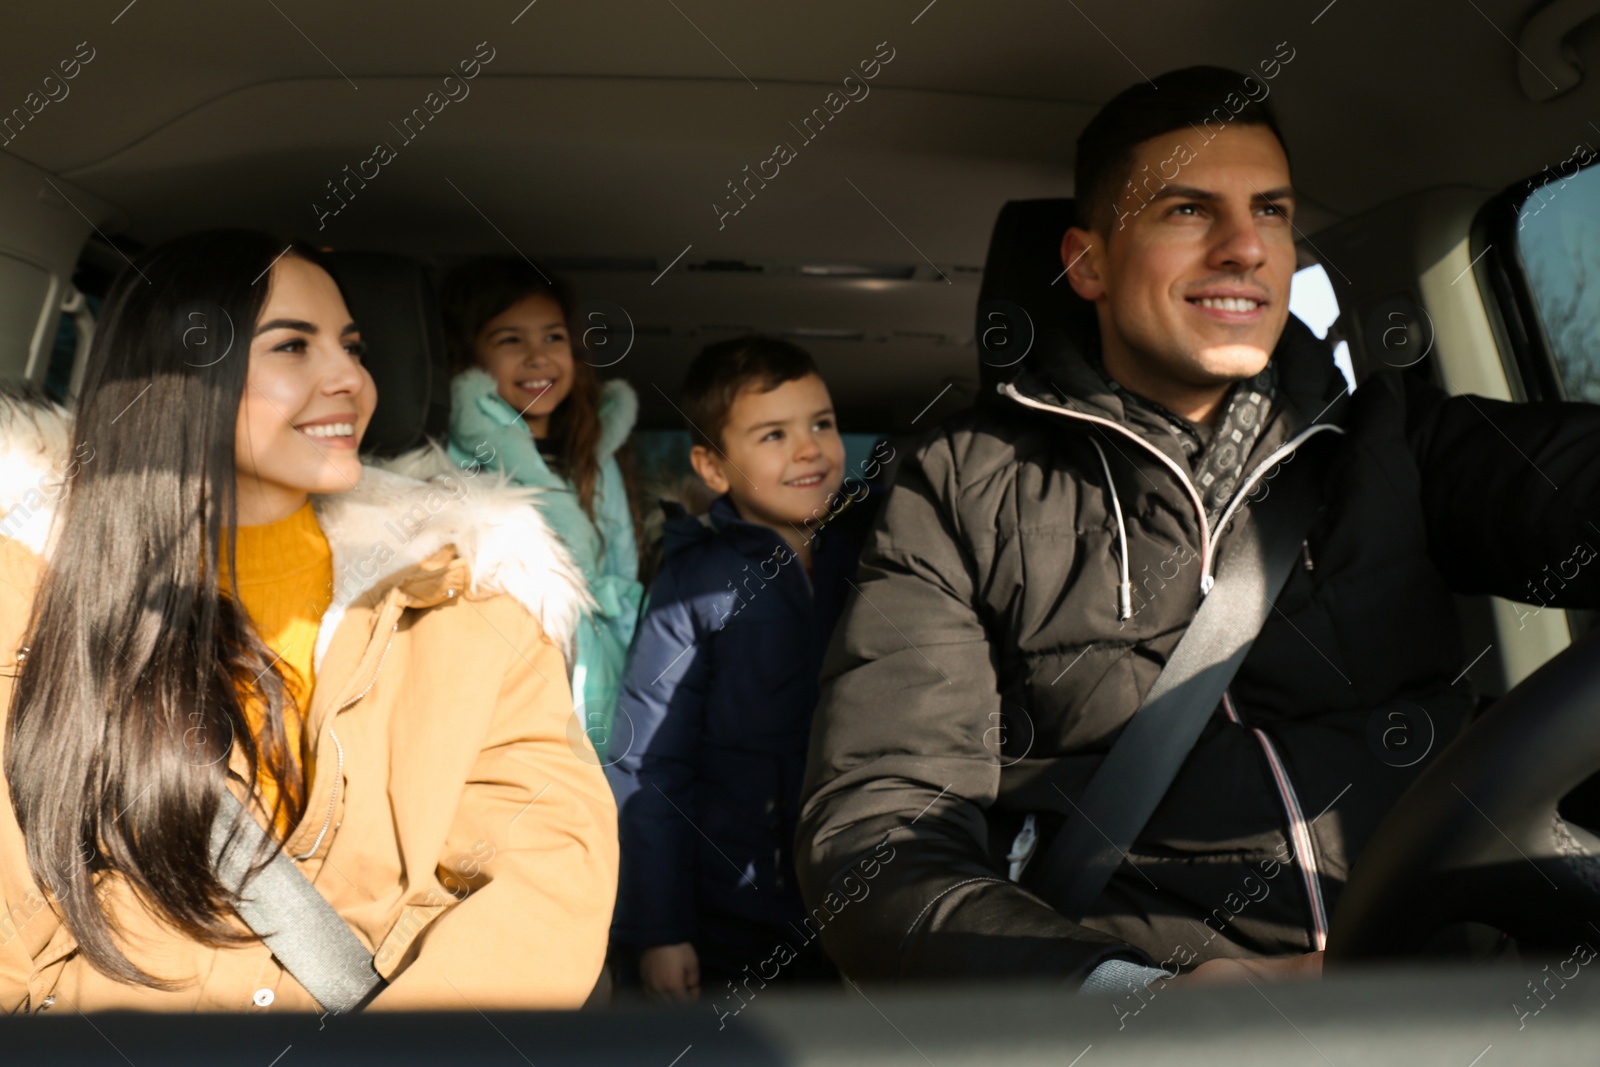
[[450, 370, 638, 477], [0, 393, 591, 665]]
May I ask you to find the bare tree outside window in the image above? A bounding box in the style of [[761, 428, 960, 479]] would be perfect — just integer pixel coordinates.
[[1518, 161, 1600, 402]]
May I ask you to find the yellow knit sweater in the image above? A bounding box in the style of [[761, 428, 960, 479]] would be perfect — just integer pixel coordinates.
[[222, 501, 332, 830]]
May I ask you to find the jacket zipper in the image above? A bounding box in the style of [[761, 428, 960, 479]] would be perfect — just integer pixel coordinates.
[[999, 381, 1343, 595], [1001, 383, 1218, 591], [1000, 381, 1343, 948], [1222, 693, 1329, 950], [293, 624, 398, 861]]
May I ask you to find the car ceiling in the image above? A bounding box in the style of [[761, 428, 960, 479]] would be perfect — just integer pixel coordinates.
[[3, 0, 1598, 428]]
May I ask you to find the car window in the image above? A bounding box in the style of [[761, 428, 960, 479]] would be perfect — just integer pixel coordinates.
[[1288, 262, 1355, 391], [1516, 158, 1600, 401]]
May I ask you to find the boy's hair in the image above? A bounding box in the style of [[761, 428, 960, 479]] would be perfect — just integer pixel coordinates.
[[681, 335, 819, 450], [1075, 65, 1289, 234]]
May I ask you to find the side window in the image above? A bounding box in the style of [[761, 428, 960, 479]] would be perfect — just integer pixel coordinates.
[[44, 293, 100, 403], [1516, 158, 1600, 400], [1288, 262, 1355, 391]]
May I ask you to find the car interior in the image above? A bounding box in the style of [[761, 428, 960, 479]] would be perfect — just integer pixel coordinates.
[[3, 0, 1600, 1063]]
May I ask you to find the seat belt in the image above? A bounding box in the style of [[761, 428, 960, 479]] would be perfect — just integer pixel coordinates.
[[1032, 431, 1338, 921], [210, 791, 385, 1013]]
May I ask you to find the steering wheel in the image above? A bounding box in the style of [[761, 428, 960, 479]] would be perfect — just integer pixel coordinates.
[[1326, 624, 1600, 963]]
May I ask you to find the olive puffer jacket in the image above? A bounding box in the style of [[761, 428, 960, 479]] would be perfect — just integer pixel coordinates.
[[0, 399, 617, 1013], [796, 315, 1600, 982]]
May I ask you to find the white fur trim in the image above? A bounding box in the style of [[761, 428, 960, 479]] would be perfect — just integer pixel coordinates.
[[324, 444, 592, 668], [0, 394, 592, 671], [0, 393, 73, 557], [597, 378, 638, 461]]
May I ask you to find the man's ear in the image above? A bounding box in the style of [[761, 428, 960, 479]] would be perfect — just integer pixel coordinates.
[[690, 444, 732, 495], [1061, 226, 1107, 302]]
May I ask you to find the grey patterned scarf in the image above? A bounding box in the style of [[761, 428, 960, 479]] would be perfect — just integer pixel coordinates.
[[1095, 358, 1276, 525]]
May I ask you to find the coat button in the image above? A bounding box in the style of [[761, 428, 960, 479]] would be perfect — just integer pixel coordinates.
[[36, 995, 54, 1012], [253, 988, 275, 1007]]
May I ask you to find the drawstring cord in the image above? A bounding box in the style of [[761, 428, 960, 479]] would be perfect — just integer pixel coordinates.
[[1089, 438, 1133, 621]]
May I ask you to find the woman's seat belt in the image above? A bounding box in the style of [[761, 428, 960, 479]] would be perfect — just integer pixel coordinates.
[[210, 791, 385, 1013]]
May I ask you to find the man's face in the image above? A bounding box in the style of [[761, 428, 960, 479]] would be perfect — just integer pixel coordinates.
[[1063, 124, 1296, 406]]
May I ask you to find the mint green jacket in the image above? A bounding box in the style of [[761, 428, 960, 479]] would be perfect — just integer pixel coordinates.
[[446, 369, 641, 760]]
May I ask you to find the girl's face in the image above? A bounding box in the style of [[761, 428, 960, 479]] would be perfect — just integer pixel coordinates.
[[234, 255, 376, 525], [474, 293, 574, 438]]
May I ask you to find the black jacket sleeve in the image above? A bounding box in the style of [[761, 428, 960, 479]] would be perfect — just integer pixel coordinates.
[[794, 429, 1146, 983], [1407, 379, 1600, 605]]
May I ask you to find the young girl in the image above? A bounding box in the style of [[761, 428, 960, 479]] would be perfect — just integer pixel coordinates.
[[0, 231, 616, 1012], [436, 259, 640, 763]]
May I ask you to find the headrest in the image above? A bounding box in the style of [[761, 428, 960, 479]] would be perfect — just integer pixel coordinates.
[[323, 250, 450, 458], [975, 198, 1096, 396]]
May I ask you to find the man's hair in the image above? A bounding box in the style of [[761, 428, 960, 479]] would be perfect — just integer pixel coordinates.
[[1074, 65, 1290, 234], [681, 335, 819, 450]]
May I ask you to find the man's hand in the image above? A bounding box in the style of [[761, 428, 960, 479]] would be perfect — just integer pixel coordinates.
[[1170, 950, 1323, 988], [640, 942, 701, 1002]]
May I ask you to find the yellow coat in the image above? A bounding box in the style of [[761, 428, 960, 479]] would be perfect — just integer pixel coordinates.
[[0, 409, 615, 1014]]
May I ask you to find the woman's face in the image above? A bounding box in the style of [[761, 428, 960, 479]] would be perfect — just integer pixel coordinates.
[[474, 293, 575, 438], [234, 255, 376, 525]]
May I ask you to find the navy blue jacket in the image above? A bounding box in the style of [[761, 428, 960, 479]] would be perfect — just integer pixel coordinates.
[[609, 493, 876, 948]]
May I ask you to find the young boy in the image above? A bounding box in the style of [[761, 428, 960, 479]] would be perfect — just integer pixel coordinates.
[[608, 336, 884, 1004]]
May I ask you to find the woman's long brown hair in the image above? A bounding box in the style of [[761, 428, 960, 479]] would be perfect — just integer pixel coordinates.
[[440, 258, 604, 520], [5, 231, 320, 987]]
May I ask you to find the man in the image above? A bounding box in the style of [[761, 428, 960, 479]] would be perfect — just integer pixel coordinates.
[[794, 66, 1600, 990]]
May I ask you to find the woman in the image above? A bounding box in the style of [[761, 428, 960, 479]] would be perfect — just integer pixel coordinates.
[[0, 231, 616, 1012], [431, 259, 640, 764]]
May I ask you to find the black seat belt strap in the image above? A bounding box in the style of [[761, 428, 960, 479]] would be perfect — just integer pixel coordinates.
[[210, 791, 385, 1013], [1033, 432, 1338, 920]]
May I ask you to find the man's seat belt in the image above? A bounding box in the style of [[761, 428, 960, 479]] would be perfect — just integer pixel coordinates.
[[210, 791, 385, 1013], [1032, 430, 1340, 921]]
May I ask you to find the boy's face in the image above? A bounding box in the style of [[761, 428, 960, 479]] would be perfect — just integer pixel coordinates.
[[690, 373, 846, 532]]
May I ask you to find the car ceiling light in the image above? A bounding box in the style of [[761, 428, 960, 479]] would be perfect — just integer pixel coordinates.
[[781, 328, 866, 341], [799, 263, 916, 279]]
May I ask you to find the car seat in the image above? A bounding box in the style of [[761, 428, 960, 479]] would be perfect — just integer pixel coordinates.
[[322, 251, 451, 458], [974, 198, 1098, 401]]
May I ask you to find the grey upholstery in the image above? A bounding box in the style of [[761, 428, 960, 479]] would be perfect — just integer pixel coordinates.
[[975, 198, 1095, 398], [323, 251, 450, 458]]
